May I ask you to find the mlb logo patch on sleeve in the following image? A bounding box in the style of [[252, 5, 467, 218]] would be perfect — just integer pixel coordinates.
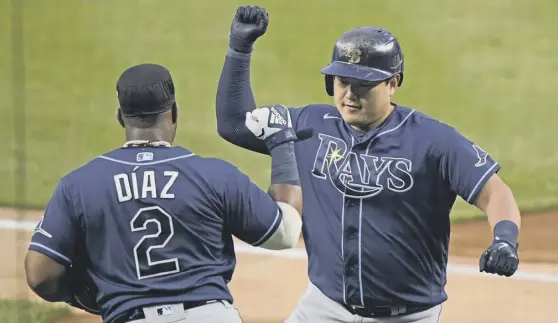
[[156, 305, 173, 316], [137, 152, 154, 162]]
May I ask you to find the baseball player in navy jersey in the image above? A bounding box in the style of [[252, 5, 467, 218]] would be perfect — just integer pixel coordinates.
[[24, 63, 312, 323], [216, 6, 522, 323]]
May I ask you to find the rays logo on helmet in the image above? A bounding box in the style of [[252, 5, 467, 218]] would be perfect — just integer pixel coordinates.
[[347, 48, 361, 64], [337, 42, 362, 65]]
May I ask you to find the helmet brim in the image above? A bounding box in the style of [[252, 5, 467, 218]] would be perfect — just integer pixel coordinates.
[[320, 61, 393, 82]]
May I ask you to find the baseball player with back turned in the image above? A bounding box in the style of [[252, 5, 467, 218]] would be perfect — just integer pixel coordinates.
[[24, 63, 313, 323], [216, 6, 522, 323]]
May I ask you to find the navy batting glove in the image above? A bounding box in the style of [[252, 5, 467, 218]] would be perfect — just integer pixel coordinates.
[[229, 5, 269, 53], [479, 240, 519, 277]]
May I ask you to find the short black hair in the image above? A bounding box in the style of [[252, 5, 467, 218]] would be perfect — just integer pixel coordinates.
[[123, 102, 174, 129], [124, 113, 165, 129]]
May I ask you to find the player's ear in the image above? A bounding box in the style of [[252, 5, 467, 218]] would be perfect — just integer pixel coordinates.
[[389, 76, 399, 96], [171, 102, 178, 124], [117, 109, 125, 128]]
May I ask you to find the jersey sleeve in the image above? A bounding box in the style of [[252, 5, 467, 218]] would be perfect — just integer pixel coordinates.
[[437, 127, 500, 204], [28, 179, 79, 267], [288, 106, 305, 129], [221, 168, 283, 246]]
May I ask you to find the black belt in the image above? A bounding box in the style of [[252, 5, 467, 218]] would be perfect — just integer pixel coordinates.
[[113, 300, 220, 323], [343, 303, 435, 318]]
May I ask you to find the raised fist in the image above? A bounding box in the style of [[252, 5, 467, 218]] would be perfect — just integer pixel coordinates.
[[245, 105, 314, 151], [229, 5, 269, 53]]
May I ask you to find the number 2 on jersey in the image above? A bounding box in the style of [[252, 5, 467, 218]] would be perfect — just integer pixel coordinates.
[[130, 206, 180, 280]]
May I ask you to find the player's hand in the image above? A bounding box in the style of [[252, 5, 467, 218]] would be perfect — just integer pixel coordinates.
[[246, 105, 292, 140], [66, 288, 101, 316], [479, 240, 519, 277], [245, 105, 313, 150], [64, 258, 101, 315], [229, 5, 269, 53]]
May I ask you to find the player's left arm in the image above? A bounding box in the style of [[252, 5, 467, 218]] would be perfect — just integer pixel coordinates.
[[474, 174, 521, 236], [439, 127, 520, 277], [25, 179, 77, 302]]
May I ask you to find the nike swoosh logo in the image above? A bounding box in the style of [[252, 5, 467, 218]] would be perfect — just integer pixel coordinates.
[[323, 113, 341, 120], [497, 243, 509, 250], [257, 129, 265, 138]]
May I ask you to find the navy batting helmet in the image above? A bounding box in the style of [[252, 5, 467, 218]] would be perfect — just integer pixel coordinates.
[[321, 27, 404, 96]]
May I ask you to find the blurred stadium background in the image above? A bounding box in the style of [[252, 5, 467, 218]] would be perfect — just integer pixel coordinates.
[[1, 0, 557, 322]]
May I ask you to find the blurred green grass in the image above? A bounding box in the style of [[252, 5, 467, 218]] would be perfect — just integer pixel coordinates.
[[0, 300, 70, 323], [1, 0, 557, 220]]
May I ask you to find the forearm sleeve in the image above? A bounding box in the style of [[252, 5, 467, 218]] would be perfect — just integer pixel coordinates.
[[216, 49, 269, 155]]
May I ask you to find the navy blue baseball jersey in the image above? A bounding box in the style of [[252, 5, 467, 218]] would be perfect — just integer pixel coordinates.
[[228, 104, 499, 307], [28, 146, 282, 322]]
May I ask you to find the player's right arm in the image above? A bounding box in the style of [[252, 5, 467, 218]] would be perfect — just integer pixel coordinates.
[[222, 108, 313, 249], [25, 177, 101, 314], [25, 179, 77, 301], [216, 6, 305, 155], [222, 165, 302, 250]]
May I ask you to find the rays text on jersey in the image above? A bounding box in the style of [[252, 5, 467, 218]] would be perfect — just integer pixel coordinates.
[[312, 133, 414, 199], [113, 170, 178, 203]]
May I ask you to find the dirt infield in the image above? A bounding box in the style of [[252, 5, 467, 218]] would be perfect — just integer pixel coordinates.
[[1, 207, 556, 323]]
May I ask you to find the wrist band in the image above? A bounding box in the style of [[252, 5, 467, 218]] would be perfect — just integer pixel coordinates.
[[493, 220, 519, 245], [264, 128, 298, 151]]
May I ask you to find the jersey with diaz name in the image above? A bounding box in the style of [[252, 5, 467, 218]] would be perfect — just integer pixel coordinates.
[[28, 146, 282, 322], [286, 104, 499, 307]]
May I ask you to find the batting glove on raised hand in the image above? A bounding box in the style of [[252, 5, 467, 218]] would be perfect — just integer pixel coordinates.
[[229, 5, 269, 53], [479, 240, 519, 277], [245, 105, 313, 151]]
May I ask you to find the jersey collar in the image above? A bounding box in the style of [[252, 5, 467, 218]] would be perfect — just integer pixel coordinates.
[[344, 104, 399, 143], [123, 140, 172, 148]]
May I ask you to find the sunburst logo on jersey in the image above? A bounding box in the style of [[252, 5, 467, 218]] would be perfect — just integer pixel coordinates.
[[326, 147, 344, 167]]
